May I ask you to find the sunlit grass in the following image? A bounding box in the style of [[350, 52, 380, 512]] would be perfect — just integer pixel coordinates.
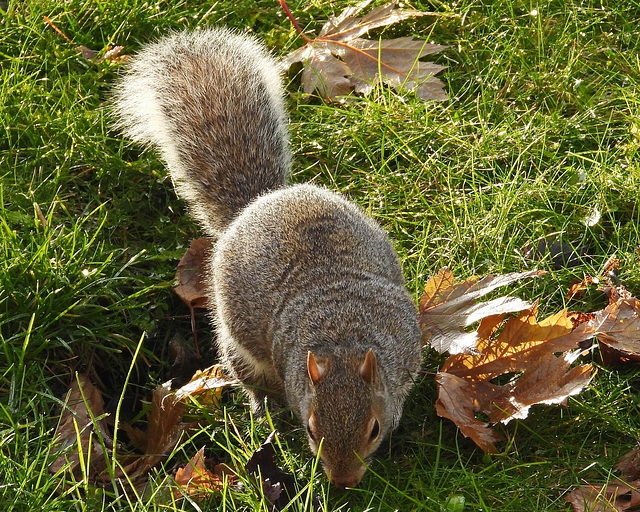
[[1, 0, 639, 510]]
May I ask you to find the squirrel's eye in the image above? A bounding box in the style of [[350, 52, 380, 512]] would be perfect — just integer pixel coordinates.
[[369, 418, 380, 441]]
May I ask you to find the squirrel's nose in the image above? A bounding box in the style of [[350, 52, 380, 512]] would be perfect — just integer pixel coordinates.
[[330, 475, 361, 489]]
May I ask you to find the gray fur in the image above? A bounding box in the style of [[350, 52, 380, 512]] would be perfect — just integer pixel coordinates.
[[112, 27, 422, 488]]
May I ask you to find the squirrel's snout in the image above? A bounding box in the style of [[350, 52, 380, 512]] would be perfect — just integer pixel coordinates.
[[330, 475, 361, 489], [327, 464, 367, 489]]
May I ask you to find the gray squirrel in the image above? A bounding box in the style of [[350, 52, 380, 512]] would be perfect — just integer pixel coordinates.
[[112, 27, 422, 488]]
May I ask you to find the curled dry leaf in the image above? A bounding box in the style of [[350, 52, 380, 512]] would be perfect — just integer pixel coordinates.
[[50, 373, 111, 477], [567, 482, 640, 512], [173, 237, 211, 310], [588, 293, 640, 366], [173, 237, 212, 357], [52, 370, 236, 494], [434, 270, 640, 453], [568, 445, 640, 511], [245, 431, 320, 511], [174, 446, 234, 500], [419, 267, 544, 354], [436, 305, 594, 452], [579, 296, 640, 356], [174, 364, 238, 405], [112, 381, 186, 482], [281, 1, 448, 102]]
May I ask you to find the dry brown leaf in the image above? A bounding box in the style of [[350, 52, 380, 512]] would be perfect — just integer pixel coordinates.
[[134, 381, 185, 474], [431, 270, 640, 452], [281, 1, 448, 102], [436, 305, 594, 453], [286, 45, 353, 99], [616, 446, 640, 480], [419, 267, 544, 354], [173, 446, 231, 500], [317, 0, 427, 42], [174, 364, 238, 405], [578, 296, 640, 356], [173, 237, 211, 310], [567, 482, 640, 512], [568, 446, 640, 511], [245, 431, 321, 511], [173, 237, 212, 357], [117, 381, 186, 480], [50, 373, 111, 477], [435, 372, 506, 452], [52, 369, 231, 493]]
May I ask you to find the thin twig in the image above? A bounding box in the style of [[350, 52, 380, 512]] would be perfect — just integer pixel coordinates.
[[279, 0, 312, 43]]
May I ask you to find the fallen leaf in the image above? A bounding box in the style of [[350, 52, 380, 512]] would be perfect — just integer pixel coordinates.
[[113, 381, 186, 481], [173, 238, 211, 310], [616, 446, 640, 480], [603, 255, 622, 274], [245, 431, 319, 511], [135, 381, 185, 473], [52, 369, 232, 494], [317, 0, 429, 42], [568, 482, 640, 512], [173, 237, 212, 358], [436, 305, 595, 452], [419, 267, 544, 354], [174, 364, 237, 405], [574, 296, 640, 357], [523, 239, 590, 269], [281, 1, 448, 102], [568, 446, 640, 511], [433, 269, 640, 452], [435, 372, 506, 452], [50, 373, 111, 477], [173, 446, 233, 500], [566, 276, 595, 301]]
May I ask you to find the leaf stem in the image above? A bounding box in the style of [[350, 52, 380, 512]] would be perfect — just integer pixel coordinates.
[[279, 0, 312, 43]]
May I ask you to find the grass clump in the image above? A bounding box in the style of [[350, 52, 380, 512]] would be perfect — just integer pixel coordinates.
[[1, 0, 640, 510]]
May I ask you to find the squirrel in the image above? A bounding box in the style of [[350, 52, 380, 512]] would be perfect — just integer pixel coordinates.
[[112, 27, 422, 489]]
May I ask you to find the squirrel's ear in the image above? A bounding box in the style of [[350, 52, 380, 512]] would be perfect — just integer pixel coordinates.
[[307, 351, 324, 385], [360, 349, 378, 384]]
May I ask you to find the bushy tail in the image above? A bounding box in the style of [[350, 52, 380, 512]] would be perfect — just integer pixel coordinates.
[[112, 27, 291, 235]]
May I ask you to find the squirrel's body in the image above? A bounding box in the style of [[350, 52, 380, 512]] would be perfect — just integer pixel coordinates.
[[113, 27, 422, 488]]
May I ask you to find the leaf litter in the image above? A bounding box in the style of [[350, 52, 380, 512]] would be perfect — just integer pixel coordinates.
[[51, 365, 236, 496], [434, 305, 594, 452], [568, 445, 640, 511], [50, 373, 112, 479], [173, 446, 235, 500], [52, 252, 640, 505], [419, 267, 545, 354], [420, 267, 640, 454], [172, 237, 212, 358], [281, 0, 448, 102]]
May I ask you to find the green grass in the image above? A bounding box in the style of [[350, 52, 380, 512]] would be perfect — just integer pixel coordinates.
[[1, 0, 639, 510]]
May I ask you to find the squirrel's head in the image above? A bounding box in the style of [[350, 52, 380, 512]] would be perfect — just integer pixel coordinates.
[[304, 348, 390, 488]]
